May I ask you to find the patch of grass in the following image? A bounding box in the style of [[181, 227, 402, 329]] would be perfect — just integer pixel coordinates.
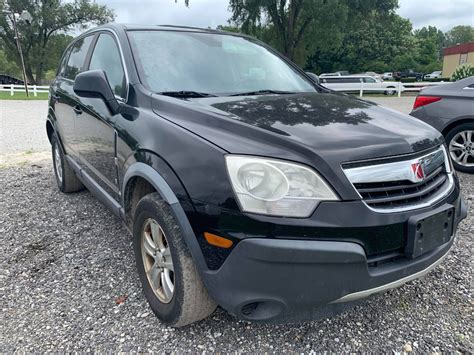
[[24, 150, 34, 155], [0, 91, 49, 100]]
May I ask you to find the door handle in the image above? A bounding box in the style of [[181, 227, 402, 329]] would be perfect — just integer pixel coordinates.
[[73, 106, 83, 115]]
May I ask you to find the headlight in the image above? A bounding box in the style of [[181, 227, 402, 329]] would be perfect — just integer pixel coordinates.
[[225, 155, 338, 217]]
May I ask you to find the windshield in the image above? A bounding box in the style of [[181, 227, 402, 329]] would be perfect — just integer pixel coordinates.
[[127, 30, 316, 96]]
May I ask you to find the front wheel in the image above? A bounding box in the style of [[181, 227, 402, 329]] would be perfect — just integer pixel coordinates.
[[133, 193, 217, 327], [445, 123, 474, 173]]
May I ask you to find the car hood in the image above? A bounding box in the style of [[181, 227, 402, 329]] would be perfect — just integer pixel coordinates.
[[152, 92, 444, 196], [152, 92, 443, 164]]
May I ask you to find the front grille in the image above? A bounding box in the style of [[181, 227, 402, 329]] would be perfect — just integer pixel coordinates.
[[354, 166, 449, 210], [343, 146, 454, 213]]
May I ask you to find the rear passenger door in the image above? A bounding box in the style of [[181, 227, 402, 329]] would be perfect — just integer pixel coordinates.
[[74, 32, 127, 201], [52, 35, 94, 158]]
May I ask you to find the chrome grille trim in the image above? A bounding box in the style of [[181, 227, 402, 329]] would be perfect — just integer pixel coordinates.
[[343, 146, 454, 213]]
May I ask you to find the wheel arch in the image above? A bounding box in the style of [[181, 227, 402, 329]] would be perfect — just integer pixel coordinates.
[[46, 108, 60, 144], [46, 119, 55, 144], [441, 117, 474, 137], [46, 112, 68, 154], [121, 161, 210, 273]]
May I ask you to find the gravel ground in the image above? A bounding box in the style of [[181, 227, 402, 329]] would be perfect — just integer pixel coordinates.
[[366, 96, 415, 114], [0, 100, 49, 153], [0, 160, 472, 352], [0, 98, 472, 352]]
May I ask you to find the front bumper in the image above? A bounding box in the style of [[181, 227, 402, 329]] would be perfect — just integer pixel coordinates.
[[200, 197, 467, 322]]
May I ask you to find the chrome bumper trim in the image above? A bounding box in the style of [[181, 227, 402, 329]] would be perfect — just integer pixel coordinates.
[[332, 243, 452, 303]]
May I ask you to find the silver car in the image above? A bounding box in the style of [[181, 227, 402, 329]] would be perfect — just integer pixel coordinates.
[[424, 71, 442, 80], [410, 77, 474, 173]]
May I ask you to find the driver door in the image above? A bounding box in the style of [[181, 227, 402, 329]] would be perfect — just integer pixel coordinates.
[[74, 32, 127, 201]]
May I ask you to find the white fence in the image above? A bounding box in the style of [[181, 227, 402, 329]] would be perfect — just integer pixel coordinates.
[[322, 81, 450, 98], [0, 84, 49, 96]]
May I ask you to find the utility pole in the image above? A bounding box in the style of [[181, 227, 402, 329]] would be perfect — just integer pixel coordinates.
[[10, 12, 29, 96], [3, 6, 31, 97]]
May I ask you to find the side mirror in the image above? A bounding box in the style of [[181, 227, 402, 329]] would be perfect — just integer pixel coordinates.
[[73, 70, 120, 115], [306, 72, 320, 84]]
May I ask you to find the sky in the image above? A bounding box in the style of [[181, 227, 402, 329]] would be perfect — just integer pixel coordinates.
[[97, 0, 474, 32]]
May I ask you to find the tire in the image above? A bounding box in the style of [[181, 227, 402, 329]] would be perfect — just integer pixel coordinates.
[[384, 86, 396, 96], [133, 193, 217, 327], [445, 123, 474, 174], [51, 134, 84, 193]]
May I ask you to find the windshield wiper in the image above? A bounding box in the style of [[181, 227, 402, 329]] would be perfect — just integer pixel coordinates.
[[229, 90, 297, 97], [158, 91, 218, 98]]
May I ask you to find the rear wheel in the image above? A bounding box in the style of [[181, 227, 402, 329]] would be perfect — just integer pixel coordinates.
[[133, 193, 216, 327], [51, 134, 84, 193], [384, 86, 396, 95], [445, 123, 474, 173]]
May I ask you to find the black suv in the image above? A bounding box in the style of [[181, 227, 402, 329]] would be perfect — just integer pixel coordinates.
[[47, 24, 467, 327]]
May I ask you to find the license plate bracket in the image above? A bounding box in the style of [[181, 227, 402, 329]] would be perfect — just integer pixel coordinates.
[[405, 206, 454, 259]]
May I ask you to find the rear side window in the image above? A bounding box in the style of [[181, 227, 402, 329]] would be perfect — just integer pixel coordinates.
[[345, 78, 363, 83], [64, 36, 94, 80], [57, 48, 71, 77], [88, 33, 126, 98], [323, 78, 340, 83]]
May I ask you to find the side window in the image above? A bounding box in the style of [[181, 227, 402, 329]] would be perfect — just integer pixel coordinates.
[[65, 36, 94, 80], [363, 77, 376, 83], [57, 47, 71, 77], [89, 34, 126, 98]]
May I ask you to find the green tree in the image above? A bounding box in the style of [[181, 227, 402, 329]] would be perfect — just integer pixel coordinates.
[[0, 48, 20, 76], [0, 0, 114, 84], [306, 4, 410, 73], [413, 26, 444, 72], [216, 25, 241, 33], [444, 25, 474, 47], [228, 0, 349, 65]]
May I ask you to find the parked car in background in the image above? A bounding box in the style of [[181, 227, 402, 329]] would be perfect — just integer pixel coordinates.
[[382, 72, 394, 80], [320, 73, 341, 78], [411, 76, 474, 173], [320, 71, 349, 77], [363, 72, 383, 80], [424, 71, 443, 80], [320, 75, 403, 95], [0, 74, 25, 85], [393, 69, 424, 82], [47, 24, 466, 327]]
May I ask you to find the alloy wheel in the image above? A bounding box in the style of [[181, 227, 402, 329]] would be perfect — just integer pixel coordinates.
[[141, 218, 175, 303], [449, 130, 474, 168], [54, 144, 63, 183]]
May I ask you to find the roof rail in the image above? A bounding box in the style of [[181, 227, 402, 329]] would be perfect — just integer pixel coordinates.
[[159, 25, 221, 33]]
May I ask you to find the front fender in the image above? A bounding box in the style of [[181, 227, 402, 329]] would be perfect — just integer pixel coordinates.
[[121, 156, 210, 275]]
